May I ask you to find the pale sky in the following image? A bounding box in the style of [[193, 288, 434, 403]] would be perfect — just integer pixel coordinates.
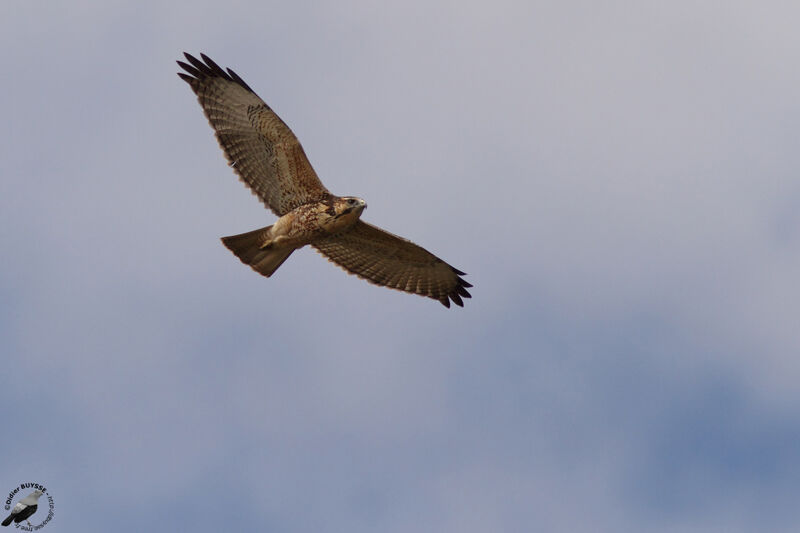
[[2, 1, 800, 531]]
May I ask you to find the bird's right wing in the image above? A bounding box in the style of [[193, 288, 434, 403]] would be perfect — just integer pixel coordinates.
[[178, 53, 330, 216], [313, 221, 472, 308]]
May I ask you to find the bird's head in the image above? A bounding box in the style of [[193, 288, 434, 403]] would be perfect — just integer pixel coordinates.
[[321, 196, 367, 233], [341, 196, 366, 211], [335, 197, 367, 217]]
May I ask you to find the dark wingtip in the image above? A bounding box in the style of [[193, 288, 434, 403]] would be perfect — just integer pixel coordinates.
[[437, 274, 472, 309], [183, 52, 203, 70], [176, 52, 257, 95], [199, 52, 218, 68]]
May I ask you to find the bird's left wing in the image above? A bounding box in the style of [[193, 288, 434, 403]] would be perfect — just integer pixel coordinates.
[[177, 53, 329, 216], [313, 221, 472, 308]]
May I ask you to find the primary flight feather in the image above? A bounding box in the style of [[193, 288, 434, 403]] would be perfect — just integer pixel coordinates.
[[178, 53, 472, 307]]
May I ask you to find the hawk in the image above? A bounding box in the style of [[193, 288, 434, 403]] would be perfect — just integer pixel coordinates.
[[177, 53, 472, 307], [2, 490, 43, 527]]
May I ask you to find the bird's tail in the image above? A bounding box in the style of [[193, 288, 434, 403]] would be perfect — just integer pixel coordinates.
[[2, 514, 13, 526], [221, 226, 294, 278]]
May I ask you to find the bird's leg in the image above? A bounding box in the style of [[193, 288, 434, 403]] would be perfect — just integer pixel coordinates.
[[258, 225, 286, 250]]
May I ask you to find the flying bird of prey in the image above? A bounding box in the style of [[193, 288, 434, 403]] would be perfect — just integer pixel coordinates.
[[2, 490, 43, 527], [177, 53, 472, 307]]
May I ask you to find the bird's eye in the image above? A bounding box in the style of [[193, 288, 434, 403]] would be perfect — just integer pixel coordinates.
[[348, 198, 357, 205]]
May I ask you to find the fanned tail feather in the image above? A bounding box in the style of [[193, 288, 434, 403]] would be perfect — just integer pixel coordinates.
[[221, 226, 294, 277]]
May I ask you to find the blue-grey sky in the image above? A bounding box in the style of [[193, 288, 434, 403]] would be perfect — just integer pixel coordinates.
[[2, 1, 800, 531]]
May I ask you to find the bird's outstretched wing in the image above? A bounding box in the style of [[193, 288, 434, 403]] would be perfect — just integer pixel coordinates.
[[313, 221, 472, 307], [177, 53, 329, 215]]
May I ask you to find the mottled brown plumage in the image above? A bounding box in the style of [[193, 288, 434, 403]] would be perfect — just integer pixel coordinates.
[[178, 53, 471, 307]]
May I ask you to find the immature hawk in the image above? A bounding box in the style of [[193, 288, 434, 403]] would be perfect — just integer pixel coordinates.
[[178, 53, 471, 307], [2, 490, 43, 527]]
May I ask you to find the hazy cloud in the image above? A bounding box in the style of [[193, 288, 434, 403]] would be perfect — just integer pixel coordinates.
[[2, 1, 800, 531]]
